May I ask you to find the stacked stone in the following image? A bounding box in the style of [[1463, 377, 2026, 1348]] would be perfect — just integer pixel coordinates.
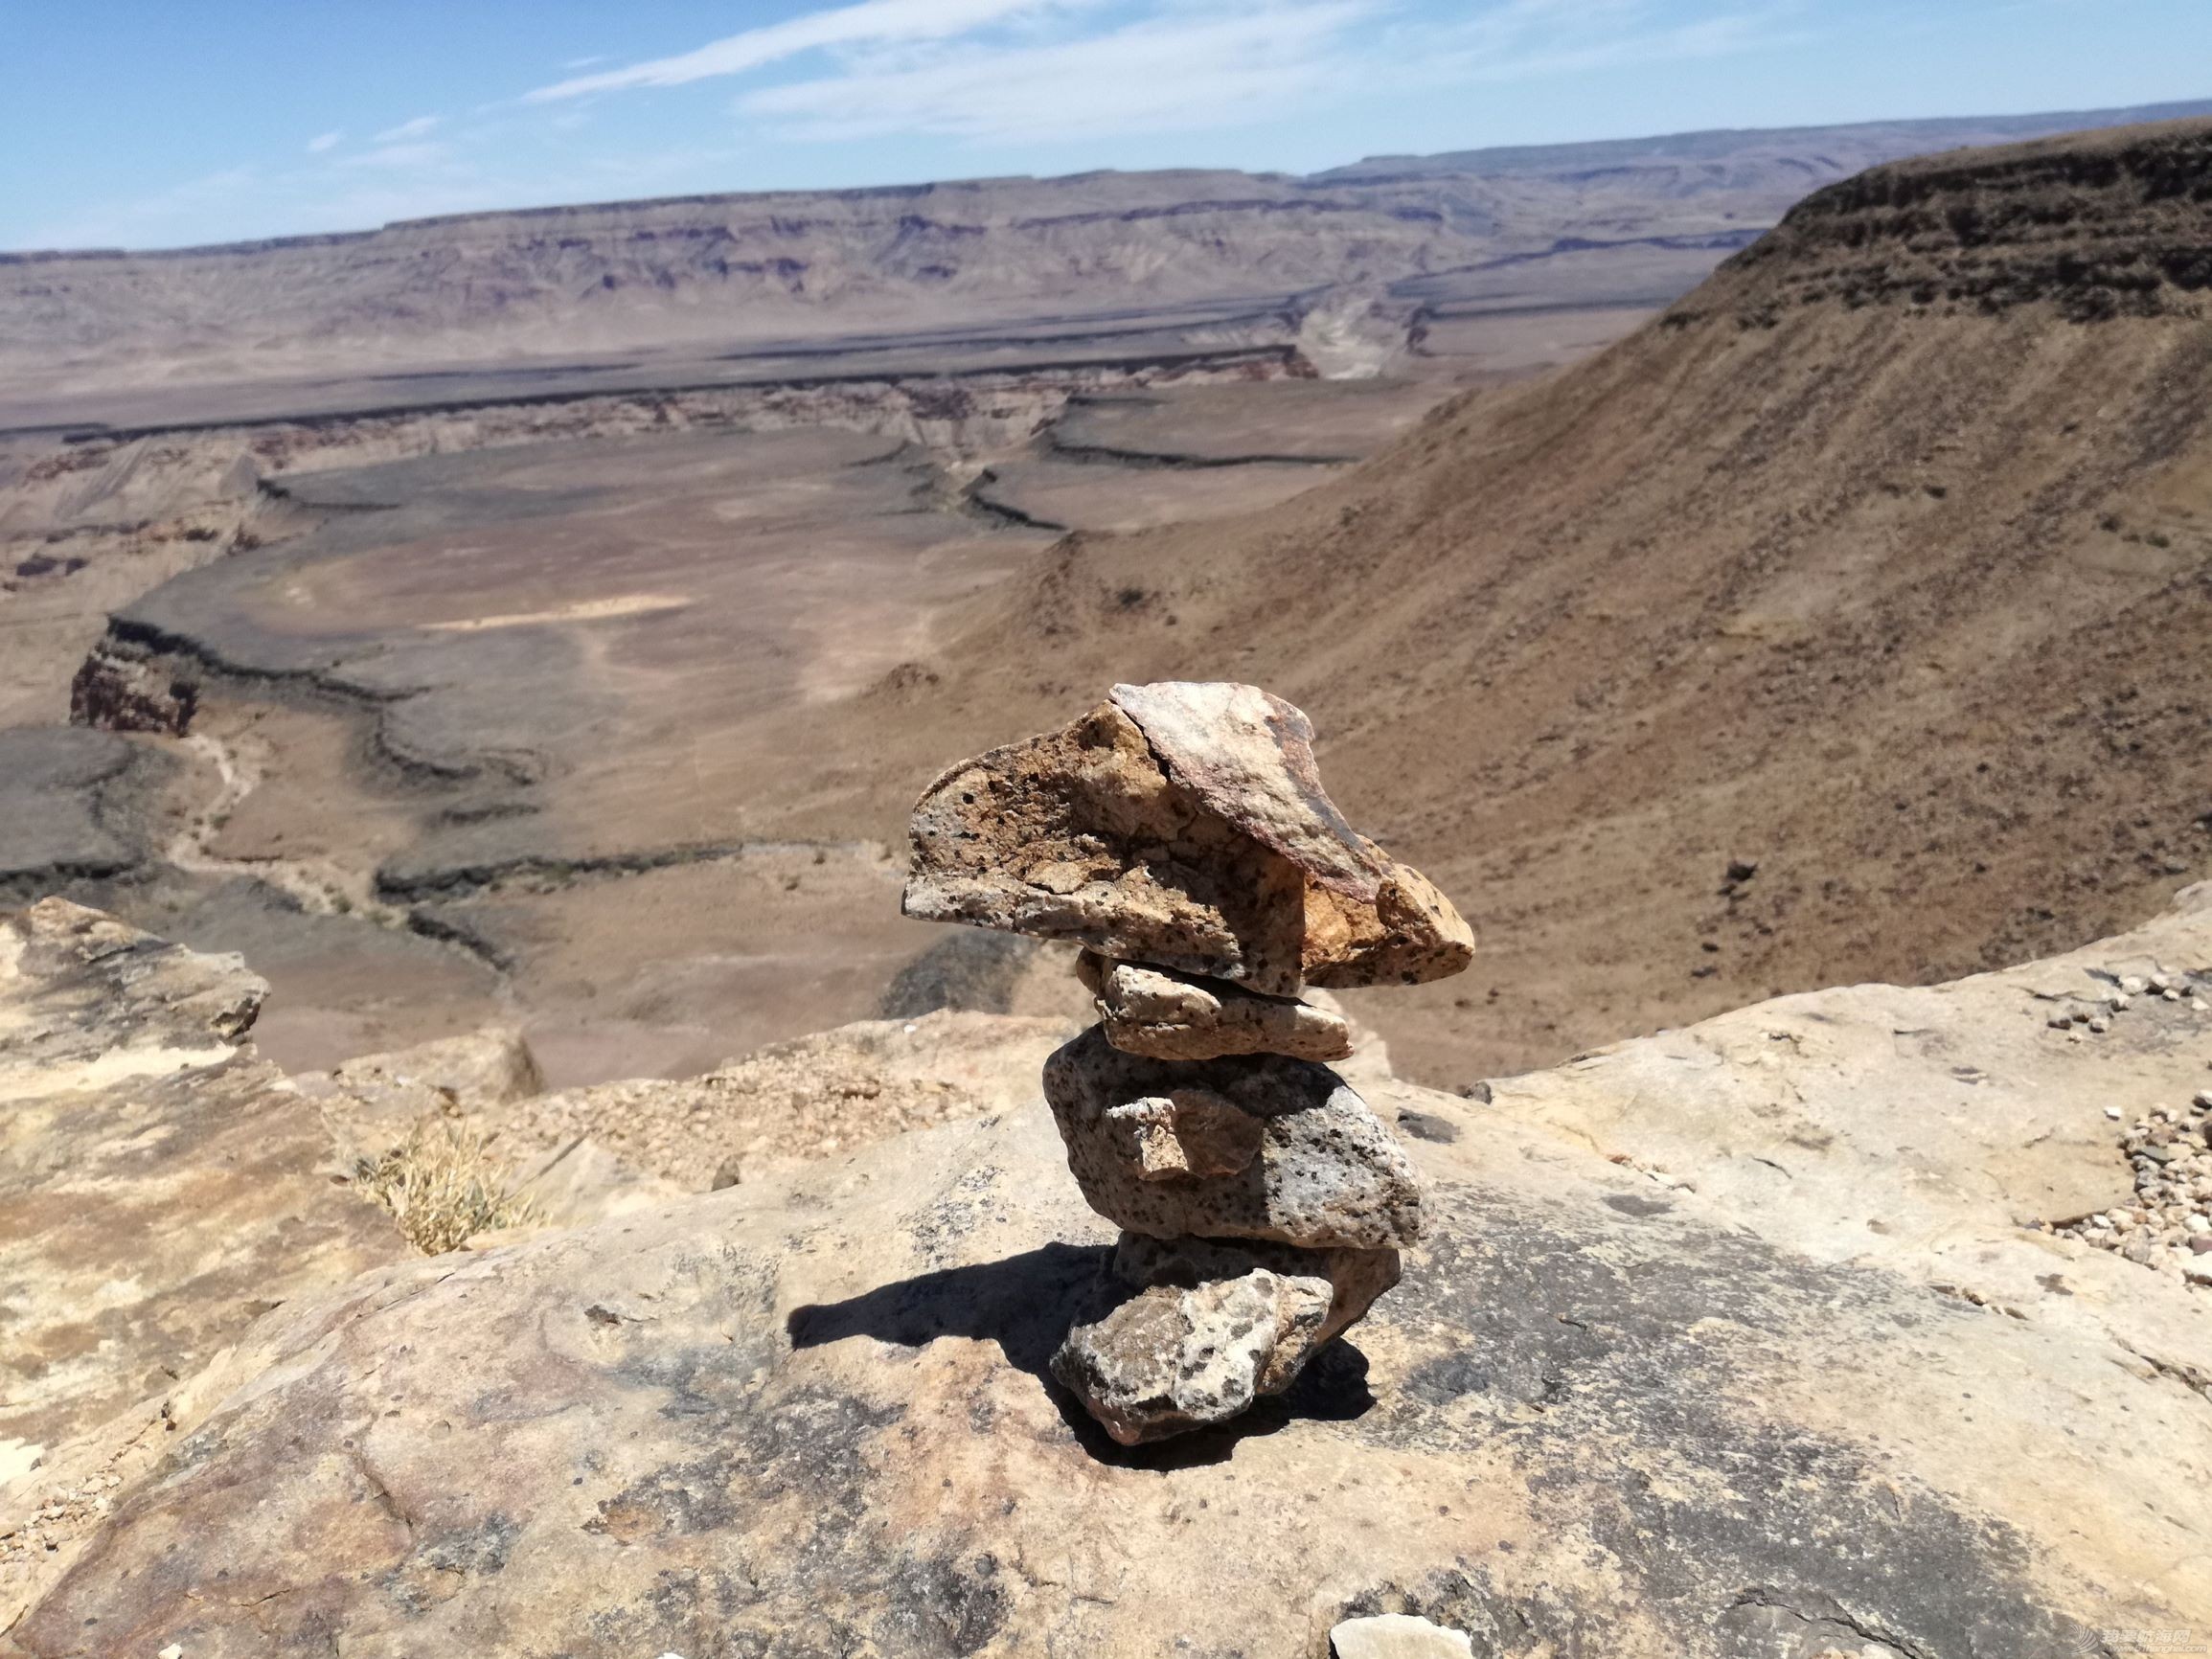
[[902, 681, 1474, 1443]]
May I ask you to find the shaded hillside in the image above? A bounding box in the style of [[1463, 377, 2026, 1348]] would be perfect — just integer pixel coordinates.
[[7, 102, 2203, 400], [844, 118, 2212, 1085]]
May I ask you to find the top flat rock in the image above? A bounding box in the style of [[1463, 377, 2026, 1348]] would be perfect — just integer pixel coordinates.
[[901, 683, 1473, 996], [1107, 681, 1378, 899]]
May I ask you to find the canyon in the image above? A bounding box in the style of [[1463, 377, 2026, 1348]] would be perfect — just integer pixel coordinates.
[[4, 97, 2212, 1659], [5, 104, 2211, 1094]]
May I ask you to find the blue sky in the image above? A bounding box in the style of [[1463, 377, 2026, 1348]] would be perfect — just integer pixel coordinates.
[[5, 0, 2205, 250]]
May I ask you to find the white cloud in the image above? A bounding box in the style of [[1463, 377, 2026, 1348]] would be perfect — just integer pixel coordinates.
[[742, 2, 1376, 143], [562, 54, 607, 69], [307, 130, 345, 154], [341, 141, 454, 170], [1409, 0, 1796, 86], [373, 115, 444, 143], [523, 0, 1082, 101]]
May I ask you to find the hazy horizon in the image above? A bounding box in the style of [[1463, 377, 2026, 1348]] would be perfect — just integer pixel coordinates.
[[8, 0, 2210, 253]]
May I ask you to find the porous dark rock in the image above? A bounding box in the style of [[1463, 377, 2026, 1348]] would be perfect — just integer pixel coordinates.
[[1042, 1024, 1422, 1248], [1050, 1231, 1401, 1443]]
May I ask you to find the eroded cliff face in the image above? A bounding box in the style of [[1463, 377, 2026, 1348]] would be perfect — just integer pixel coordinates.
[[1694, 116, 2212, 321], [2, 890, 2208, 1652]]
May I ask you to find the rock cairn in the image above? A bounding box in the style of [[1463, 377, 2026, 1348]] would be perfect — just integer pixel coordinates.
[[903, 681, 1473, 1442]]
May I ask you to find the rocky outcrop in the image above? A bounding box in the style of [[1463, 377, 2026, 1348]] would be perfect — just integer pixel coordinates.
[[7, 959, 2209, 1651], [904, 683, 1466, 1441], [66, 638, 195, 736], [1702, 116, 2212, 321], [0, 900, 402, 1483], [5, 894, 2212, 1650], [487, 1010, 1081, 1191], [0, 730, 166, 900], [301, 1025, 545, 1166]]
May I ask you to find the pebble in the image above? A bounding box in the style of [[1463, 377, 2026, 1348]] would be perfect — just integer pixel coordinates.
[[2059, 1102, 2212, 1289], [1331, 1614, 1476, 1659], [2087, 1016, 2110, 1034]]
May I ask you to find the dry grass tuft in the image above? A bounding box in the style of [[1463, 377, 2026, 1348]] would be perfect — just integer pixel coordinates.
[[355, 1119, 540, 1255]]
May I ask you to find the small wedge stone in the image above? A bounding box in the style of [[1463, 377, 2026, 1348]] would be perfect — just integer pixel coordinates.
[[1080, 951, 1354, 1061]]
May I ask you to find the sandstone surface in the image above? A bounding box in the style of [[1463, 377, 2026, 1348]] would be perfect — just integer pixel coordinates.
[[9, 898, 2211, 1651], [0, 901, 404, 1482]]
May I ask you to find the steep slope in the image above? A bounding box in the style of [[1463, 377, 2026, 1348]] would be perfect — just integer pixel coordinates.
[[833, 117, 2212, 1083]]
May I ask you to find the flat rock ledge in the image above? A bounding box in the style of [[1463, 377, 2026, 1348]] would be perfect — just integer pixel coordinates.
[[5, 890, 2212, 1651]]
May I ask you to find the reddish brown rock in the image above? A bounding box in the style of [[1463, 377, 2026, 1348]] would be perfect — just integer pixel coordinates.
[[901, 683, 1473, 996]]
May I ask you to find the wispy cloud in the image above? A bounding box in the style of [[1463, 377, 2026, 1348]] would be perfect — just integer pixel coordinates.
[[373, 115, 444, 143], [341, 140, 454, 170], [729, 0, 1796, 147], [745, 2, 1378, 143], [1408, 0, 1802, 86], [307, 129, 345, 154], [523, 0, 1081, 101]]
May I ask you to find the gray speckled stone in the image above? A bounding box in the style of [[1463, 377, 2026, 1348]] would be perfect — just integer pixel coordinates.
[[1050, 1232, 1401, 1443], [1042, 1024, 1422, 1247]]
